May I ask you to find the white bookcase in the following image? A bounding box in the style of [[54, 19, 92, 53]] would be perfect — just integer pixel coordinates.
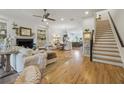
[[83, 31, 91, 57], [37, 29, 46, 47]]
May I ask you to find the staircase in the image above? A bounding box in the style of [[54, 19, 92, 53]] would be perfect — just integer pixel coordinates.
[[93, 20, 123, 66]]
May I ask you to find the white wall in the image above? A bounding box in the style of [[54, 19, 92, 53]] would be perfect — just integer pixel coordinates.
[[82, 17, 95, 32], [96, 10, 109, 20], [109, 10, 124, 42], [109, 10, 124, 63]]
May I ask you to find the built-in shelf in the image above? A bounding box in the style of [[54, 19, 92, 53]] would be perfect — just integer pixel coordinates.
[[37, 29, 46, 47]]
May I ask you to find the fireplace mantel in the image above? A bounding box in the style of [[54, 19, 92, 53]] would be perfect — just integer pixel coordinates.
[[15, 36, 34, 39]]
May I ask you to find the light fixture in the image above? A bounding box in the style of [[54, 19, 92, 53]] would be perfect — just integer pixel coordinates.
[[12, 22, 18, 29], [85, 11, 89, 15], [43, 18, 47, 22], [60, 18, 64, 21]]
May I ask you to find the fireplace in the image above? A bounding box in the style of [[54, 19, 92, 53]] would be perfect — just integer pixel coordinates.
[[16, 39, 33, 48]]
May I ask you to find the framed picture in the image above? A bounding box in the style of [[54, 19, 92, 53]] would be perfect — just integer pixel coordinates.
[[20, 27, 32, 36]]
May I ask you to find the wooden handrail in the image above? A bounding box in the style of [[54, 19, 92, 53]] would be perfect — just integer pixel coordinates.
[[108, 12, 124, 47], [90, 30, 94, 61]]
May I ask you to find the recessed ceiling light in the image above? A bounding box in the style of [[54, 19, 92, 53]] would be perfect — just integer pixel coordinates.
[[60, 18, 64, 21], [85, 11, 89, 15]]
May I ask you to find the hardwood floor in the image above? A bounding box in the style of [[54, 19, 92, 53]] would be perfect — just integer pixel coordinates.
[[1, 47, 124, 84], [44, 48, 124, 84]]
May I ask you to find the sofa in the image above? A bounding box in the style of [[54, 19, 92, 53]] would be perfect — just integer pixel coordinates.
[[10, 47, 47, 73], [10, 47, 57, 73]]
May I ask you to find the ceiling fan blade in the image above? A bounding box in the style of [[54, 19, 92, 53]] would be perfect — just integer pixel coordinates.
[[44, 9, 47, 12], [45, 13, 50, 18], [47, 17, 56, 21], [33, 15, 43, 18]]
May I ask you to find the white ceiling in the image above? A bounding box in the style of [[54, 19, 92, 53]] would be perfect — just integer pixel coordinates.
[[0, 9, 103, 30]]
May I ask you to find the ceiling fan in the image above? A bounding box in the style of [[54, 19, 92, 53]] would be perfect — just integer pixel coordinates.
[[33, 9, 56, 21]]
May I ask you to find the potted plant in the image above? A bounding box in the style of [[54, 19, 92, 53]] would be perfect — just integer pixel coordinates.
[[84, 29, 90, 32]]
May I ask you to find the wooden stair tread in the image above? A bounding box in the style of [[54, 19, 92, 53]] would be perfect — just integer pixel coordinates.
[[96, 35, 114, 37], [93, 46, 117, 48], [96, 31, 112, 33], [95, 38, 114, 39], [95, 39, 115, 42], [93, 49, 119, 53], [93, 57, 122, 63], [96, 21, 109, 22], [96, 32, 113, 34], [96, 37, 114, 38], [96, 28, 111, 29], [94, 20, 123, 66], [96, 34, 113, 35], [96, 29, 112, 31], [97, 29, 112, 31], [93, 53, 120, 57], [96, 33, 113, 35], [96, 25, 111, 28], [96, 25, 110, 26], [96, 23, 110, 24], [94, 43, 116, 45], [96, 30, 112, 33]]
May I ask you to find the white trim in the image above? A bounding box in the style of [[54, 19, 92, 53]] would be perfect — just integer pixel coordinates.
[[15, 36, 34, 39]]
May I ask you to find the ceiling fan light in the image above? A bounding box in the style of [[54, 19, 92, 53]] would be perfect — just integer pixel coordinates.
[[61, 18, 64, 21], [43, 18, 47, 21]]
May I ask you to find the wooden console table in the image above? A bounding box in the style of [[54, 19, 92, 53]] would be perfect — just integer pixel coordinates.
[[0, 51, 17, 78]]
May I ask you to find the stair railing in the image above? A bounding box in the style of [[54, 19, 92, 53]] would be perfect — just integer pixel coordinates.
[[108, 12, 124, 47], [90, 30, 94, 61]]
